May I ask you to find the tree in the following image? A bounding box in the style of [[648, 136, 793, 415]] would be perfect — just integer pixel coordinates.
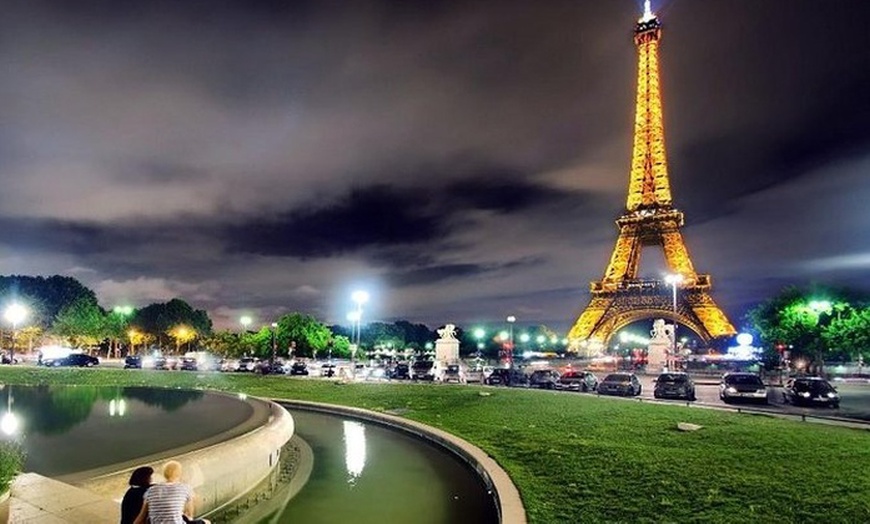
[[276, 313, 332, 359], [133, 298, 212, 347], [746, 286, 869, 371], [201, 330, 247, 358], [167, 325, 197, 354], [0, 275, 98, 328], [52, 298, 105, 349]]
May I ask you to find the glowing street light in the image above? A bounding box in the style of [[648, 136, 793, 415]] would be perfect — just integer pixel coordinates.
[[270, 322, 278, 363], [506, 316, 516, 367], [4, 303, 27, 365], [240, 315, 253, 331], [473, 328, 486, 352]]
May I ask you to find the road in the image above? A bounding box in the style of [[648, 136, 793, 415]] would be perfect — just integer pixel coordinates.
[[632, 375, 870, 422]]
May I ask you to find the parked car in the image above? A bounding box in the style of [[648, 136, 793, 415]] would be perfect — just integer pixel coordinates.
[[388, 362, 410, 380], [443, 364, 466, 384], [464, 365, 490, 383], [653, 372, 696, 401], [597, 373, 642, 396], [180, 356, 199, 371], [124, 355, 142, 369], [257, 359, 287, 375], [44, 353, 100, 367], [320, 362, 337, 378], [484, 368, 528, 387], [556, 371, 598, 392], [289, 360, 309, 376], [237, 357, 259, 372], [782, 377, 840, 408], [528, 369, 561, 390], [412, 360, 444, 381], [219, 358, 238, 372], [718, 373, 768, 404]]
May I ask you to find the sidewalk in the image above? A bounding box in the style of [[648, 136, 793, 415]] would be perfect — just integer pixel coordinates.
[[4, 473, 119, 523]]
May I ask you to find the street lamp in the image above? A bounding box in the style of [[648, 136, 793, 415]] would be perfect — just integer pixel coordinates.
[[270, 322, 278, 364], [506, 316, 516, 367], [664, 274, 684, 370], [473, 328, 485, 353], [240, 315, 252, 331], [4, 304, 27, 365]]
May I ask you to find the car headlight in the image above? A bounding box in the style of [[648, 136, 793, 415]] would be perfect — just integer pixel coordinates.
[[827, 392, 838, 398], [799, 391, 810, 398], [726, 386, 737, 394]]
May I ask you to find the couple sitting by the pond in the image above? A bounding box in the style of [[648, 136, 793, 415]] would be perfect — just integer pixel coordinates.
[[121, 461, 211, 524]]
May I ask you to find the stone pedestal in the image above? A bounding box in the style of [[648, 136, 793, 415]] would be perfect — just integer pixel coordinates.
[[435, 339, 459, 363], [647, 339, 670, 373]]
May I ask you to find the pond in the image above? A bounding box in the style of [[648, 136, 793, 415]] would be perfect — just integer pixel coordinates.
[[0, 385, 256, 477], [263, 408, 499, 524]]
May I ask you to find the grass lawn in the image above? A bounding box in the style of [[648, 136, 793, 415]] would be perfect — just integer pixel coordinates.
[[1, 367, 868, 523]]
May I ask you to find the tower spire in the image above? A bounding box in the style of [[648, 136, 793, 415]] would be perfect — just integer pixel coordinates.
[[627, 0, 671, 211]]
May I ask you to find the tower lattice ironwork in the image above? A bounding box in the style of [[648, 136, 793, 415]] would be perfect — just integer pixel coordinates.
[[568, 3, 735, 349]]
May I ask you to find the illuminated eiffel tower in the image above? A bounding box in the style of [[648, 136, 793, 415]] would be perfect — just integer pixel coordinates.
[[568, 1, 735, 350]]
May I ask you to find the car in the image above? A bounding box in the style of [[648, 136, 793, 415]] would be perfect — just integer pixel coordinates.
[[719, 373, 768, 404], [44, 353, 100, 367], [258, 359, 288, 375], [411, 359, 443, 381], [289, 360, 309, 376], [597, 373, 642, 396], [443, 364, 466, 384], [124, 355, 142, 369], [388, 362, 410, 380], [528, 369, 560, 390], [464, 365, 490, 383], [237, 357, 259, 372], [556, 370, 598, 392], [653, 372, 696, 401], [484, 368, 528, 387], [320, 362, 337, 378], [180, 356, 199, 371], [782, 377, 840, 408]]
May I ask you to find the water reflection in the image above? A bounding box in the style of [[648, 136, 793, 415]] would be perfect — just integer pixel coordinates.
[[1, 386, 19, 436], [3, 386, 254, 477], [342, 420, 366, 485]]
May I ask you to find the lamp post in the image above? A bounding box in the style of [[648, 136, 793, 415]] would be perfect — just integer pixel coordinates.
[[4, 304, 27, 365], [270, 322, 278, 364], [240, 315, 252, 331], [473, 328, 485, 355], [506, 316, 516, 367], [351, 291, 369, 374], [664, 274, 684, 371]]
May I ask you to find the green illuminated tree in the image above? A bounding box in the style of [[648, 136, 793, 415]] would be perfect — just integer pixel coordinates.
[[51, 298, 104, 348]]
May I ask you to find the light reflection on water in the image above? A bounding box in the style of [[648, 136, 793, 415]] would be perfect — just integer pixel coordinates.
[[276, 409, 499, 524], [342, 420, 366, 485]]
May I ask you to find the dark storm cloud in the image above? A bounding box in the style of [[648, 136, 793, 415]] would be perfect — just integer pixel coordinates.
[[222, 175, 586, 259]]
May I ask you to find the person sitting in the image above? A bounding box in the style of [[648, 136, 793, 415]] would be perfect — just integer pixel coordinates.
[[134, 460, 210, 524], [121, 466, 153, 524]]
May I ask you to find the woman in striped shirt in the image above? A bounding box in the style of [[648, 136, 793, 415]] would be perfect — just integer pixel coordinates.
[[133, 461, 210, 524]]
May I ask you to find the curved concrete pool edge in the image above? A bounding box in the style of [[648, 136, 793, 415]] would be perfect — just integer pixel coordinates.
[[78, 396, 295, 517], [277, 399, 527, 524]]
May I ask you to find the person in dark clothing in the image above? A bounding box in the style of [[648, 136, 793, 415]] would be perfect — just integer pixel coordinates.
[[121, 466, 154, 524]]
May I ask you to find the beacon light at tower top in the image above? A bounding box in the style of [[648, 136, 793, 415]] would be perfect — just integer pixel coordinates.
[[639, 0, 656, 23]]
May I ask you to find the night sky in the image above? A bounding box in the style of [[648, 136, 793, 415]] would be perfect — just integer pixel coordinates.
[[1, 0, 868, 332]]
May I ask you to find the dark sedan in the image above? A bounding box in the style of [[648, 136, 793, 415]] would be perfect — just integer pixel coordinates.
[[44, 353, 99, 367], [782, 377, 840, 408], [597, 373, 642, 396], [484, 368, 528, 387], [654, 372, 696, 401], [528, 369, 560, 390], [124, 355, 142, 369]]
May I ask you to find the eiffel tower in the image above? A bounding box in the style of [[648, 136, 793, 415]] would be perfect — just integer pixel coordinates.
[[568, 1, 735, 349]]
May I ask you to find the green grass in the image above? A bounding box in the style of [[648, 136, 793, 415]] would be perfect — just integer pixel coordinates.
[[1, 367, 869, 523]]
